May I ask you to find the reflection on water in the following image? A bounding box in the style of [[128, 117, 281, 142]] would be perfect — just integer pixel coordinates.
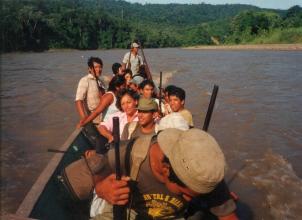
[[1, 49, 302, 219]]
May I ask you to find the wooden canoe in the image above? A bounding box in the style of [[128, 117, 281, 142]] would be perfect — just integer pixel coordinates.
[[4, 128, 93, 220]]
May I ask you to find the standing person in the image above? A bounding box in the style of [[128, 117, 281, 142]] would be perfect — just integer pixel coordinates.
[[122, 42, 143, 76], [75, 57, 105, 125], [93, 128, 238, 220], [77, 75, 125, 128], [169, 86, 194, 127]]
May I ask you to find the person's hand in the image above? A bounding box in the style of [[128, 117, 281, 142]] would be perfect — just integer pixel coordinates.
[[95, 174, 130, 205], [108, 135, 114, 143], [85, 150, 96, 158], [76, 118, 86, 128]]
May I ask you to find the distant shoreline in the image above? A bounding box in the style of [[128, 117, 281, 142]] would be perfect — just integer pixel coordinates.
[[184, 44, 302, 51], [2, 44, 302, 54]]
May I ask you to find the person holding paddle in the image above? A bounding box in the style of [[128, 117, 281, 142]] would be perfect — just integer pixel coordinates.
[[122, 42, 144, 76]]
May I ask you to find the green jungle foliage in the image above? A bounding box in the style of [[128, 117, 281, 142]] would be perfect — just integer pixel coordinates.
[[1, 0, 301, 52]]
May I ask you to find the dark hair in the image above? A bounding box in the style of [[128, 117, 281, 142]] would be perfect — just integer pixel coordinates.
[[112, 63, 122, 75], [124, 68, 133, 76], [169, 87, 186, 101], [116, 88, 139, 112], [163, 156, 186, 187], [87, 57, 103, 68], [164, 85, 178, 96], [108, 75, 125, 92], [139, 79, 155, 90]]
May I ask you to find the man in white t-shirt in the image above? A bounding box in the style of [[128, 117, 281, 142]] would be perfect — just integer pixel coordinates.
[[122, 42, 144, 76]]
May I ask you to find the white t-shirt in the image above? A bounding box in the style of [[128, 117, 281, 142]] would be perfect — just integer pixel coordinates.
[[122, 52, 143, 76]]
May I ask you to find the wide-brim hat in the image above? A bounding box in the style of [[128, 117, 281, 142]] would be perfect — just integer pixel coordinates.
[[157, 128, 225, 193]]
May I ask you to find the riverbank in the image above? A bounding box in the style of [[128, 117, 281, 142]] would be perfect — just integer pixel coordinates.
[[184, 44, 302, 51]]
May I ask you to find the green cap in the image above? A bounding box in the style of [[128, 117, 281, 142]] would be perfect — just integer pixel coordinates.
[[137, 98, 158, 112]]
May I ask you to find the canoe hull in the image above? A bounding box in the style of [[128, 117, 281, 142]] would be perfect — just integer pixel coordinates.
[[14, 128, 94, 220]]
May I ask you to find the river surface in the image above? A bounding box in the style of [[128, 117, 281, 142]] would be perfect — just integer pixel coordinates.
[[1, 48, 302, 219]]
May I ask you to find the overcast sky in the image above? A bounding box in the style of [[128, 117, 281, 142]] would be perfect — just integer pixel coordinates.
[[125, 0, 301, 10]]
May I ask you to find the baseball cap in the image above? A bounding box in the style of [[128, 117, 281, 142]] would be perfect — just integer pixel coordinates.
[[132, 42, 140, 48], [137, 98, 158, 112], [157, 128, 225, 193], [129, 75, 144, 86]]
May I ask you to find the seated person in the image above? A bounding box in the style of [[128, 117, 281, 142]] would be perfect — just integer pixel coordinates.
[[128, 75, 144, 92], [124, 69, 133, 88], [88, 88, 138, 218], [93, 128, 238, 220], [111, 62, 124, 76], [139, 79, 165, 116], [169, 86, 194, 127], [98, 88, 139, 142], [162, 85, 177, 115], [122, 97, 158, 140]]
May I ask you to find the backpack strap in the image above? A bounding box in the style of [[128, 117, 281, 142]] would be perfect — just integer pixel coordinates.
[[128, 121, 138, 139], [108, 134, 155, 180], [128, 135, 153, 180], [121, 121, 139, 141], [125, 138, 136, 177]]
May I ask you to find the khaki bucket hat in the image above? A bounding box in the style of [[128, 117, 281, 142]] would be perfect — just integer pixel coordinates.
[[157, 128, 225, 193]]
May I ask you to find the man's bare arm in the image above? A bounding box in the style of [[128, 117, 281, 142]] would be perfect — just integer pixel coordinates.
[[75, 100, 86, 119]]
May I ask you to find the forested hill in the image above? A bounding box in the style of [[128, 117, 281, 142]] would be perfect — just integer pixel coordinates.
[[91, 0, 262, 25], [1, 0, 301, 52]]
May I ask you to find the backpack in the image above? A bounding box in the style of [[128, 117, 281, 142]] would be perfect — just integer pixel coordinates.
[[60, 134, 154, 201], [108, 134, 154, 181]]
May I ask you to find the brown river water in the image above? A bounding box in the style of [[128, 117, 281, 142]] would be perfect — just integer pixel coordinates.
[[1, 48, 302, 219]]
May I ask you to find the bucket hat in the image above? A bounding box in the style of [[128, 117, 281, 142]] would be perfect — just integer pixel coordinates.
[[157, 128, 225, 193]]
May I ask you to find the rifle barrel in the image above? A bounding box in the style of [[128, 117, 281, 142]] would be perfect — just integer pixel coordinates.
[[112, 117, 126, 220], [139, 42, 152, 80], [113, 117, 121, 180], [159, 71, 163, 115], [47, 149, 67, 153], [203, 85, 219, 131]]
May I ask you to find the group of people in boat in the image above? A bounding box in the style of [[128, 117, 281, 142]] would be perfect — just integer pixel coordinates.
[[73, 42, 239, 220]]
